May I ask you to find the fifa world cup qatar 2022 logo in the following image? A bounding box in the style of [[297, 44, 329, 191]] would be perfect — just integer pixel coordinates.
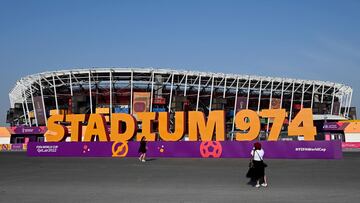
[[200, 141, 223, 158]]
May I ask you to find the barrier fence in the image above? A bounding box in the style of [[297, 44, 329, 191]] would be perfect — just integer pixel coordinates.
[[27, 141, 342, 159]]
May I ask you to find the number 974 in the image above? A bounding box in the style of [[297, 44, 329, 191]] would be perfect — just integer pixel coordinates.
[[234, 108, 317, 141]]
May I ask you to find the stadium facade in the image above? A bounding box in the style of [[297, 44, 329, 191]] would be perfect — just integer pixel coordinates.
[[6, 68, 354, 141]]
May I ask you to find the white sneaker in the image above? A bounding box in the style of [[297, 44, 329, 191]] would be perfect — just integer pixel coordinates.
[[255, 184, 260, 188], [261, 183, 268, 187], [142, 159, 146, 162]]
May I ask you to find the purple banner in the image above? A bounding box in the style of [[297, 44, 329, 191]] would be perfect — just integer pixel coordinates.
[[27, 141, 342, 159], [323, 122, 349, 131], [11, 144, 24, 151], [13, 126, 46, 134], [34, 96, 46, 126]]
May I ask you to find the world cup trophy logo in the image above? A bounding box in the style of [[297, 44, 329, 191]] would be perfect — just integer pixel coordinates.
[[200, 141, 222, 158], [112, 141, 129, 157]]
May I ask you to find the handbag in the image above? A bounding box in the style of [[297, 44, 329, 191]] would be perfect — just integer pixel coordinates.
[[246, 150, 255, 178], [248, 149, 255, 168]]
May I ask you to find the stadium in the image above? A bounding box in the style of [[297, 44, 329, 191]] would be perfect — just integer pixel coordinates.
[[4, 68, 356, 144]]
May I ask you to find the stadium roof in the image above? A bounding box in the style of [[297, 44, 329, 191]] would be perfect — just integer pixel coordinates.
[[9, 67, 353, 108]]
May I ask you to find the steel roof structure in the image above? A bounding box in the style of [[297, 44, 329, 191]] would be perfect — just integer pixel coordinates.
[[8, 67, 353, 127]]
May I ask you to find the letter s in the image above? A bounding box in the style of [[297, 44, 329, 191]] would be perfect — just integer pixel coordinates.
[[44, 114, 67, 142]]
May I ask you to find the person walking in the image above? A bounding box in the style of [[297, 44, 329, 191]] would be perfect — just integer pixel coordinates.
[[250, 142, 268, 188], [138, 137, 147, 162]]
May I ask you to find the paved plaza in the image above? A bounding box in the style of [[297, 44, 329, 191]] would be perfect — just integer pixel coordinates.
[[0, 152, 359, 203]]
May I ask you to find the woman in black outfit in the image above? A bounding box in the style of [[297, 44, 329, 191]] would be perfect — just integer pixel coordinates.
[[250, 142, 268, 188], [138, 137, 147, 162]]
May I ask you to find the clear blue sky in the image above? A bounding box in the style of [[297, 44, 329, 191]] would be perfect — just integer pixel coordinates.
[[0, 0, 359, 125]]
